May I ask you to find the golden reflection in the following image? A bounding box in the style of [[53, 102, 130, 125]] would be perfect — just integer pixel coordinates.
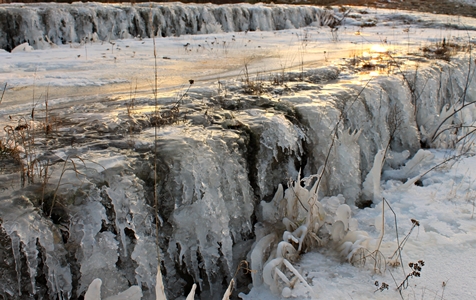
[[370, 44, 388, 53]]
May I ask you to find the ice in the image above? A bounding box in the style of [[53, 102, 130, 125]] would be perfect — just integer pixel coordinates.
[[185, 283, 196, 300], [104, 174, 158, 293], [237, 110, 305, 199], [221, 278, 234, 300], [11, 42, 33, 53], [0, 2, 338, 51], [0, 196, 73, 299], [84, 278, 143, 300], [383, 149, 435, 181], [78, 231, 126, 298], [104, 286, 142, 300], [84, 278, 102, 300], [1, 3, 476, 300], [362, 149, 385, 203], [250, 233, 277, 287], [156, 127, 255, 297], [155, 267, 166, 300]]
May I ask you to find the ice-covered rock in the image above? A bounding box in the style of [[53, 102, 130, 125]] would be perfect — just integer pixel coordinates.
[[155, 127, 255, 298]]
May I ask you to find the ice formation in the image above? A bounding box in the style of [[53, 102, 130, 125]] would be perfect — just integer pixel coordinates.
[[84, 278, 142, 300], [0, 2, 340, 51], [156, 127, 255, 298], [1, 3, 476, 299], [0, 52, 475, 298], [237, 111, 306, 198], [252, 173, 378, 297]]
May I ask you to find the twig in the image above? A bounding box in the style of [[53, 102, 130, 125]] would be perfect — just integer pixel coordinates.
[[383, 197, 405, 276], [431, 46, 475, 142], [0, 82, 6, 105], [151, 5, 161, 266], [49, 156, 88, 217], [412, 150, 471, 184]]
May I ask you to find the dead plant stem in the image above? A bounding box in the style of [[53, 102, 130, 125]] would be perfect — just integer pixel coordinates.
[[0, 83, 6, 105], [150, 5, 162, 266]]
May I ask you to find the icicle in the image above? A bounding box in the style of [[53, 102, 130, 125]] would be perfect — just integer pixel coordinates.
[[11, 233, 22, 296], [185, 284, 197, 300], [156, 267, 167, 300], [260, 184, 284, 224], [362, 150, 385, 203], [84, 279, 102, 300], [222, 279, 234, 300]]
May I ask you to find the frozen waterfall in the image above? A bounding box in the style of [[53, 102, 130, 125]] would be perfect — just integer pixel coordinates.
[[0, 2, 339, 51]]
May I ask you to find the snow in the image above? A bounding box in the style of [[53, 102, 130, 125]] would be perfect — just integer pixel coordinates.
[[1, 2, 476, 300], [244, 152, 476, 300]]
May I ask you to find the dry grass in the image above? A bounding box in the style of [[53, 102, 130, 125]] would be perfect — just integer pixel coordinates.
[[421, 39, 469, 62]]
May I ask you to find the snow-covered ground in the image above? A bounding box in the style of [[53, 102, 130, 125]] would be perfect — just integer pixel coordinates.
[[1, 3, 476, 300], [244, 151, 476, 299]]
